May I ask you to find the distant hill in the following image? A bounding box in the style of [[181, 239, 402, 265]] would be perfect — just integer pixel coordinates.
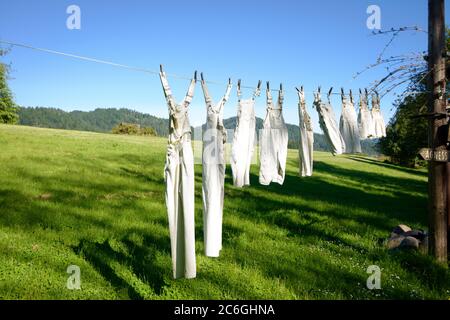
[[18, 107, 170, 136], [18, 106, 379, 155]]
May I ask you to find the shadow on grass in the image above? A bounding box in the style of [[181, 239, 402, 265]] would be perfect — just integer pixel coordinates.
[[1, 142, 444, 299], [346, 156, 428, 178], [229, 169, 427, 232], [74, 231, 171, 299]]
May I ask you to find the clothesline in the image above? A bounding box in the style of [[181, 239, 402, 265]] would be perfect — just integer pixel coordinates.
[[0, 39, 425, 98]]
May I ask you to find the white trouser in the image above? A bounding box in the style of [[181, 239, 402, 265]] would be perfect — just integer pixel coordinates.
[[297, 89, 314, 177], [317, 102, 346, 155], [259, 87, 288, 185], [259, 125, 288, 185], [165, 141, 196, 279], [371, 94, 386, 138], [372, 109, 386, 138], [231, 99, 257, 187], [160, 70, 197, 279], [201, 78, 231, 257], [340, 101, 362, 154], [358, 108, 375, 139], [299, 129, 314, 177]]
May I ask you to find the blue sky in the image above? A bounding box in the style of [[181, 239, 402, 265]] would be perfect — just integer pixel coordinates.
[[0, 0, 445, 129]]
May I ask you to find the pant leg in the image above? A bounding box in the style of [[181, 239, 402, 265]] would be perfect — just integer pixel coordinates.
[[165, 145, 183, 279], [203, 130, 222, 257], [180, 139, 196, 278]]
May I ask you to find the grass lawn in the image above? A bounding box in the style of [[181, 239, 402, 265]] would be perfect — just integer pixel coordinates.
[[0, 124, 449, 299]]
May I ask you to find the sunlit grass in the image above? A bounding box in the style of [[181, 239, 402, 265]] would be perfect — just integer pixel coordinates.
[[0, 124, 448, 299]]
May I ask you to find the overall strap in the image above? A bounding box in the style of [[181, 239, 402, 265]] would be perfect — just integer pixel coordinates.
[[223, 78, 232, 102], [159, 70, 176, 109], [237, 79, 242, 101], [200, 73, 212, 106], [277, 83, 284, 109], [183, 71, 197, 108], [296, 86, 305, 109]]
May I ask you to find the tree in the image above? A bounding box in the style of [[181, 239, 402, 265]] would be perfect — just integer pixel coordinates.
[[377, 28, 450, 166], [378, 93, 427, 166], [0, 48, 19, 124]]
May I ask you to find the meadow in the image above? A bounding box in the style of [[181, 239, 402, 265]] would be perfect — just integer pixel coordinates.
[[0, 124, 448, 299]]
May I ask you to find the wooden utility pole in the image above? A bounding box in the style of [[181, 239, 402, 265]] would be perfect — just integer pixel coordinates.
[[428, 0, 447, 264]]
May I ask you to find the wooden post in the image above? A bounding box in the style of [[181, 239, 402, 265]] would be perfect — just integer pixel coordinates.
[[428, 0, 447, 264]]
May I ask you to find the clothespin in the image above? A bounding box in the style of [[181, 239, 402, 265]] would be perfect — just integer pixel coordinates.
[[257, 80, 262, 91], [349, 89, 354, 104], [254, 80, 262, 98], [193, 70, 197, 82], [296, 85, 305, 105], [160, 64, 164, 73], [200, 72, 205, 83], [328, 87, 333, 102], [237, 79, 242, 98], [266, 81, 270, 91]]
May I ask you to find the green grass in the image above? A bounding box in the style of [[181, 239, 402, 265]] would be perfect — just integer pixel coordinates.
[[0, 124, 448, 300]]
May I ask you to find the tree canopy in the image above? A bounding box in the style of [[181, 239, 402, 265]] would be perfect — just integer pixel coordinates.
[[0, 49, 19, 124]]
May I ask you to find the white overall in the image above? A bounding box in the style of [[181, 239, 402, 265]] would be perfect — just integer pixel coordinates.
[[358, 92, 375, 139], [160, 71, 196, 279], [297, 88, 314, 177], [339, 94, 362, 154], [313, 93, 345, 155], [259, 86, 288, 185], [231, 84, 260, 187], [201, 78, 232, 257], [371, 94, 386, 138]]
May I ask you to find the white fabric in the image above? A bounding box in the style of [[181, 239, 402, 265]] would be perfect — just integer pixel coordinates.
[[297, 88, 314, 177], [371, 94, 386, 138], [160, 71, 196, 279], [313, 92, 345, 155], [201, 79, 231, 257], [339, 94, 362, 154], [358, 91, 375, 139], [259, 86, 288, 185], [231, 84, 260, 187]]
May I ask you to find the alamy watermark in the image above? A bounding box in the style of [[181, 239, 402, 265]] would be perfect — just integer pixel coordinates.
[[66, 5, 81, 30], [66, 265, 81, 290], [366, 265, 381, 290], [366, 5, 381, 30]]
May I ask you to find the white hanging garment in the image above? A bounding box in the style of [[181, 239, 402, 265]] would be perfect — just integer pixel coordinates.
[[371, 93, 386, 138], [313, 89, 345, 155], [231, 80, 261, 188], [159, 68, 196, 279], [297, 86, 314, 177], [259, 83, 289, 185], [339, 90, 362, 154], [200, 75, 232, 258], [358, 89, 375, 139]]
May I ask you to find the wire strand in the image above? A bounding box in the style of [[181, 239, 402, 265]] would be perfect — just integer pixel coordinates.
[[0, 39, 427, 98]]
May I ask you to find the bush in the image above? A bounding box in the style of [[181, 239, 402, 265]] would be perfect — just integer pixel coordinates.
[[112, 122, 156, 136]]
